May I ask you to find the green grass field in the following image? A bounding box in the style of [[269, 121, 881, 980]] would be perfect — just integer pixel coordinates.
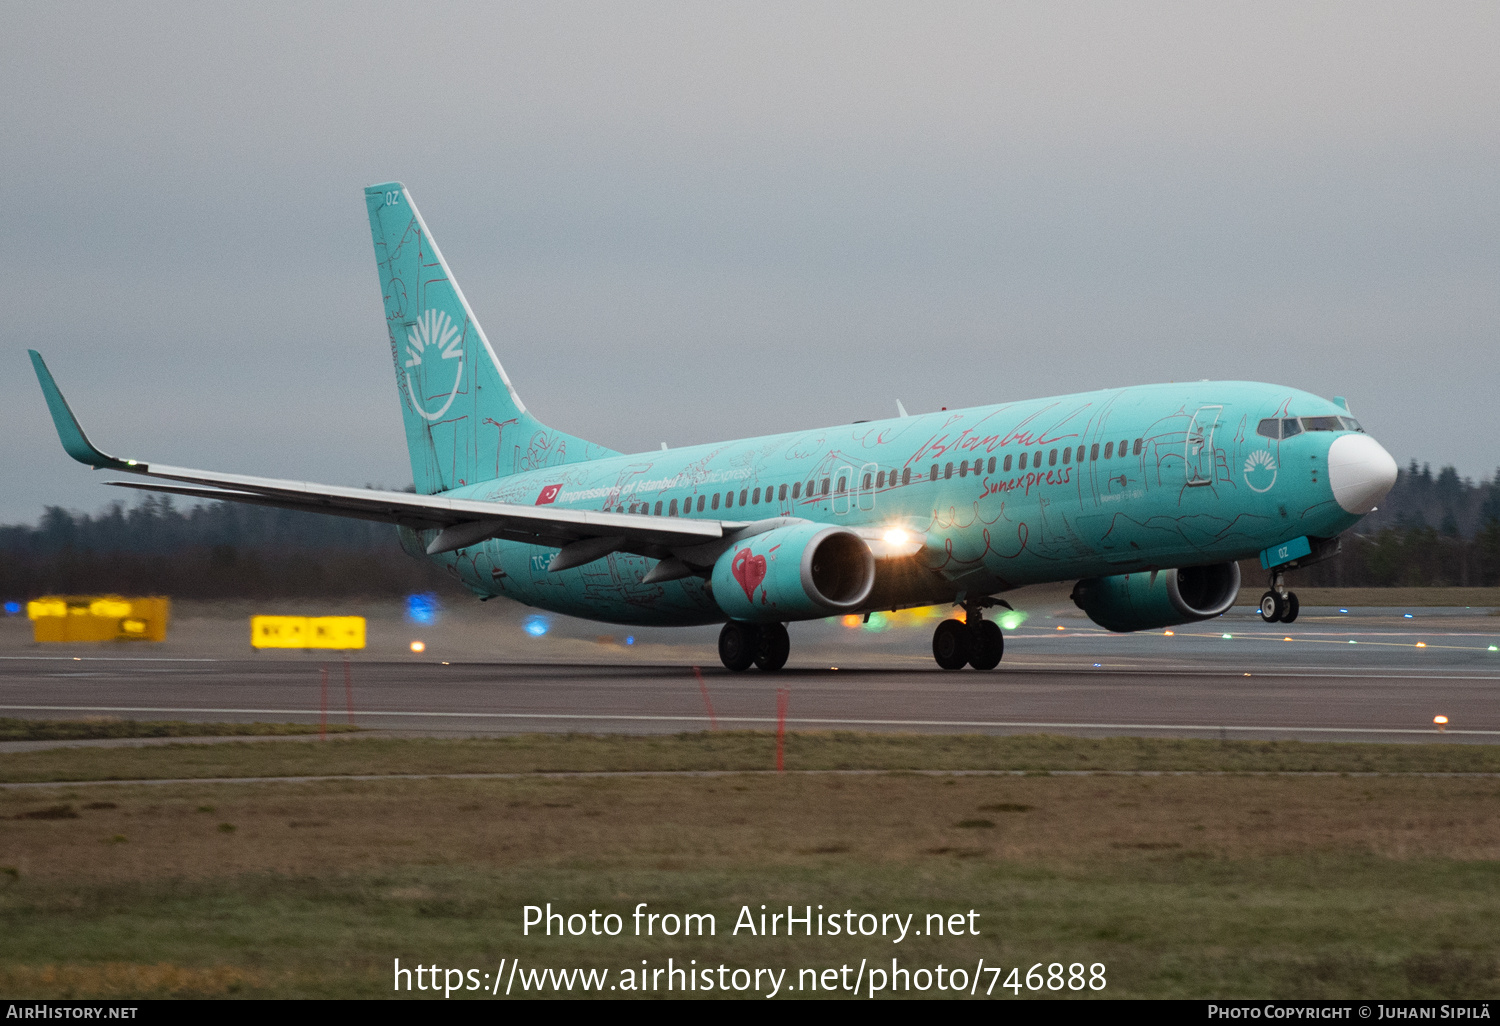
[[1, 732, 1497, 999]]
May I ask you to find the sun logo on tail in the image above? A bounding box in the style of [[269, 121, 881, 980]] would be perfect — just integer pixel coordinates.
[[404, 309, 462, 368], [1243, 448, 1277, 492], [401, 309, 466, 422]]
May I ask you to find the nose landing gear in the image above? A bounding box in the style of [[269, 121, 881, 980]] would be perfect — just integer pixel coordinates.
[[1258, 571, 1300, 624], [717, 621, 791, 672], [932, 602, 1005, 670]]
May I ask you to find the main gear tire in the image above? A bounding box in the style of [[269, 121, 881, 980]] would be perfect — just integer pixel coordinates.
[[754, 622, 791, 671], [718, 621, 759, 672], [968, 620, 1004, 670], [932, 619, 972, 670]]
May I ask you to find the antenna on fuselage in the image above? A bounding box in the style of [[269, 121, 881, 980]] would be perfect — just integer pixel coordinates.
[[896, 400, 910, 419]]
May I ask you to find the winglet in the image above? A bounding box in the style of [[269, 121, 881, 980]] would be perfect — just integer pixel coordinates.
[[28, 351, 136, 470]]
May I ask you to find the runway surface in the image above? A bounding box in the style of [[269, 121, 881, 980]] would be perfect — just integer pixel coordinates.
[[3, 607, 1498, 743]]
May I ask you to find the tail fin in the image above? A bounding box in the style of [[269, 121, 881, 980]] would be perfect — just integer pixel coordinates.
[[365, 182, 617, 494]]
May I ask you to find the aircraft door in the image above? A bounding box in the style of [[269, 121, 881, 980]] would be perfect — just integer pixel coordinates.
[[832, 464, 856, 515], [1185, 405, 1222, 487], [857, 462, 878, 512]]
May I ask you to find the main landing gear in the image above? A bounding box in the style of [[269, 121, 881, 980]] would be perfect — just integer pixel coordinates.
[[932, 605, 1004, 671], [1258, 571, 1300, 624], [718, 621, 791, 672]]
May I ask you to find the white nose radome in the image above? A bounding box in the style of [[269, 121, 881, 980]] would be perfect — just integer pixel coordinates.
[[1328, 433, 1398, 515]]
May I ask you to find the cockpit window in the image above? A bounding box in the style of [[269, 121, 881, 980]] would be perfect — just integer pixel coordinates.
[[1256, 418, 1281, 439], [1340, 416, 1363, 432], [1281, 418, 1303, 438], [1301, 416, 1345, 432]]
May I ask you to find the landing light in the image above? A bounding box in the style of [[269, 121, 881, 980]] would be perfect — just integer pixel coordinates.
[[882, 528, 911, 546]]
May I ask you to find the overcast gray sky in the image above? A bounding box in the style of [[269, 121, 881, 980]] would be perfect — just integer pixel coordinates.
[[3, 1, 1497, 523]]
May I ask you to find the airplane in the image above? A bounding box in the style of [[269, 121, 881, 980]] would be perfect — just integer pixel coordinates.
[[29, 181, 1400, 672]]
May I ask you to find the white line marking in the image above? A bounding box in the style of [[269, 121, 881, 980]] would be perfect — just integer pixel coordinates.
[[1, 704, 1495, 736]]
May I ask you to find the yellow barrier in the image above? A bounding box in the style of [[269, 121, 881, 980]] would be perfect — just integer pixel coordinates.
[[27, 595, 170, 643], [251, 615, 366, 650]]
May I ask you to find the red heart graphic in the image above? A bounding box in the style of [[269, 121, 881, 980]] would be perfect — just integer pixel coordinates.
[[731, 548, 767, 600]]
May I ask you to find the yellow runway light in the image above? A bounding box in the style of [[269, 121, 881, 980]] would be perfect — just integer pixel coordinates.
[[1434, 715, 1448, 732], [410, 640, 426, 653]]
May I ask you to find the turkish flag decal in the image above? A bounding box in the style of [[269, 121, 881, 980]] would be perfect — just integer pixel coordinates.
[[535, 484, 562, 505]]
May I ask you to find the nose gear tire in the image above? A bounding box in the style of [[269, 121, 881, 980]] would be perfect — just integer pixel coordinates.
[[1259, 591, 1283, 623]]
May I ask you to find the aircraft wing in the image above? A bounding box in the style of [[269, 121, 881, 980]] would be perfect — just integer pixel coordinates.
[[28, 350, 739, 560]]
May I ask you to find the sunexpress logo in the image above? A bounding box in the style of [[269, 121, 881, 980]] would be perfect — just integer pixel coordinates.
[[403, 309, 465, 421]]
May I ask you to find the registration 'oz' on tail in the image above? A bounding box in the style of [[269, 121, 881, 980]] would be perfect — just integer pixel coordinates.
[[364, 182, 615, 494]]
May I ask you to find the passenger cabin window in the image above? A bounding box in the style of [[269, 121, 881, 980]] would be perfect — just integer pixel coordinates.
[[740, 489, 748, 506], [697, 495, 706, 512], [1257, 418, 1280, 439], [1033, 450, 1042, 467], [863, 473, 872, 490], [836, 477, 847, 494], [792, 482, 801, 499], [930, 464, 939, 481], [959, 462, 968, 478], [1103, 442, 1113, 459], [780, 484, 788, 501], [1281, 418, 1303, 437], [944, 462, 953, 479], [654, 501, 663, 515], [711, 494, 720, 510], [974, 458, 983, 474], [1061, 447, 1070, 465], [1090, 443, 1099, 460], [1048, 449, 1057, 466], [1003, 454, 1013, 471], [1118, 439, 1127, 456], [821, 478, 830, 496], [902, 468, 911, 485], [875, 471, 884, 488], [1077, 445, 1085, 463], [752, 488, 760, 504], [987, 457, 996, 473], [1019, 453, 1028, 470], [1133, 438, 1143, 456], [669, 499, 678, 515]]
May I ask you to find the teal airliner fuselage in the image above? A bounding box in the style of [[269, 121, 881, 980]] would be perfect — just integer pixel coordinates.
[[30, 182, 1399, 671]]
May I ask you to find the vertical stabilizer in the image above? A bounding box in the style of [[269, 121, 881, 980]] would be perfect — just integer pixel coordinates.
[[365, 182, 617, 494]]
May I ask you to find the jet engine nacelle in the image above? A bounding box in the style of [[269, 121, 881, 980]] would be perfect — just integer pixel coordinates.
[[710, 523, 875, 623], [1071, 562, 1241, 633]]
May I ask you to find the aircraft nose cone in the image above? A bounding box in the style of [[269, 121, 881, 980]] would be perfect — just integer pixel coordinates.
[[1327, 433, 1398, 514]]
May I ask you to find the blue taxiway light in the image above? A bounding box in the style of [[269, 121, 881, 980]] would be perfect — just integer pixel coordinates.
[[523, 616, 549, 637], [2, 601, 19, 616], [405, 592, 440, 625]]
